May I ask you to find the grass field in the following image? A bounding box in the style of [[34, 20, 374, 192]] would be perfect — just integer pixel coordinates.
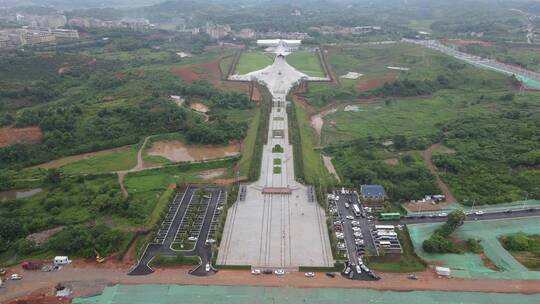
[[327, 43, 511, 90], [238, 109, 261, 177], [321, 93, 508, 145], [235, 51, 273, 74], [62, 146, 138, 174], [125, 159, 236, 216], [286, 50, 325, 77]]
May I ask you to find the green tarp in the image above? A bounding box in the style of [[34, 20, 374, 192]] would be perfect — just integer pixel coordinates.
[[74, 285, 540, 304]]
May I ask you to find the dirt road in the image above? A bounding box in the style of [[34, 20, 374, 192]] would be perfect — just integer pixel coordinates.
[[3, 264, 540, 302], [409, 143, 458, 212]]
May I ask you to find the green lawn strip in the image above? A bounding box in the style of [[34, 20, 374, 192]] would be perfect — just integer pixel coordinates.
[[149, 254, 199, 267], [61, 146, 138, 174], [290, 101, 336, 186], [219, 55, 234, 78], [366, 227, 427, 272], [273, 158, 282, 165], [235, 51, 273, 74], [286, 50, 325, 77], [238, 108, 261, 177], [273, 166, 282, 174]]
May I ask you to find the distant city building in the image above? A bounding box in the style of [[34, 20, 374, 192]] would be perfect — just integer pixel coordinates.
[[67, 17, 150, 31], [257, 31, 310, 40], [205, 23, 231, 40], [235, 28, 256, 39], [16, 14, 67, 28], [313, 25, 382, 35], [52, 28, 79, 40], [0, 27, 79, 49]]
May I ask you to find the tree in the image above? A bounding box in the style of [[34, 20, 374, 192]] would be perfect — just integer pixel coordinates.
[[46, 168, 62, 185], [447, 210, 466, 230]]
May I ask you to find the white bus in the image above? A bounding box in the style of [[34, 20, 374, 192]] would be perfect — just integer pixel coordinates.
[[352, 204, 362, 217]]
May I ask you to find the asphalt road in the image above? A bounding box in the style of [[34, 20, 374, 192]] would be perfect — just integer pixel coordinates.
[[129, 186, 224, 276], [386, 208, 540, 226]]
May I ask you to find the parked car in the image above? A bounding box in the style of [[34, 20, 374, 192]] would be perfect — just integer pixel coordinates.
[[344, 267, 351, 275], [345, 202, 350, 208], [274, 269, 285, 276], [251, 269, 261, 275], [326, 272, 336, 278], [352, 227, 361, 232], [346, 215, 354, 220], [304, 272, 315, 277], [11, 274, 22, 280], [205, 263, 211, 272], [474, 211, 484, 216], [355, 264, 362, 274]]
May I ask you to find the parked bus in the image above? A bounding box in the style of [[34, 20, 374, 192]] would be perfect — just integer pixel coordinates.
[[352, 204, 362, 217], [379, 212, 401, 221]]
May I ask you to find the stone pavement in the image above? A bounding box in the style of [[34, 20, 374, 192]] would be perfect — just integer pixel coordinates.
[[218, 49, 333, 269]]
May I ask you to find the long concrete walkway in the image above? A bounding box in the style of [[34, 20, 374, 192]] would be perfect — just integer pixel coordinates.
[[218, 50, 333, 269]]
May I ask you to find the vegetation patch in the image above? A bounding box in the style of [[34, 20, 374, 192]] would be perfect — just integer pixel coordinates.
[[288, 101, 335, 186], [327, 138, 439, 202], [149, 253, 199, 267], [434, 108, 540, 205], [500, 234, 540, 271]]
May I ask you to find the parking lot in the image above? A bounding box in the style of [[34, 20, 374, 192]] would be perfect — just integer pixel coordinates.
[[328, 189, 379, 281], [129, 186, 225, 276]]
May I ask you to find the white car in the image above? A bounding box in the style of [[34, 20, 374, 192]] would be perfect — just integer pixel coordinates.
[[438, 213, 448, 217], [304, 272, 315, 277], [345, 202, 350, 208], [205, 263, 211, 272], [353, 232, 363, 237], [355, 264, 362, 274], [351, 221, 360, 225], [188, 237, 198, 241], [344, 267, 351, 275], [275, 269, 285, 276], [251, 269, 261, 275], [355, 239, 364, 245], [352, 227, 361, 232], [357, 257, 364, 265], [206, 238, 216, 244], [475, 211, 485, 215], [346, 215, 354, 220], [11, 274, 22, 280]]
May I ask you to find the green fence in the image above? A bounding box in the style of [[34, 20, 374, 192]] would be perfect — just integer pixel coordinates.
[[409, 217, 540, 279]]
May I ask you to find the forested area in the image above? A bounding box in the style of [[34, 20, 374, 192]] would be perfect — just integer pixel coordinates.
[[327, 137, 439, 202], [0, 173, 137, 259], [0, 30, 251, 168], [434, 110, 540, 205]]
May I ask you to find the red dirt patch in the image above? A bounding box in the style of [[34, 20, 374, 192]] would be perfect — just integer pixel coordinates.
[[445, 39, 495, 48], [0, 126, 42, 148], [356, 74, 399, 91], [251, 86, 262, 102], [172, 59, 250, 93], [172, 66, 201, 81]]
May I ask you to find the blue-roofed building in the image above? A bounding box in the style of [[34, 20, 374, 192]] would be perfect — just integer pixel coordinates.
[[360, 185, 386, 201]]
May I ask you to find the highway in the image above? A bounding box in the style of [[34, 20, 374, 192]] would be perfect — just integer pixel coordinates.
[[384, 208, 540, 226]]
